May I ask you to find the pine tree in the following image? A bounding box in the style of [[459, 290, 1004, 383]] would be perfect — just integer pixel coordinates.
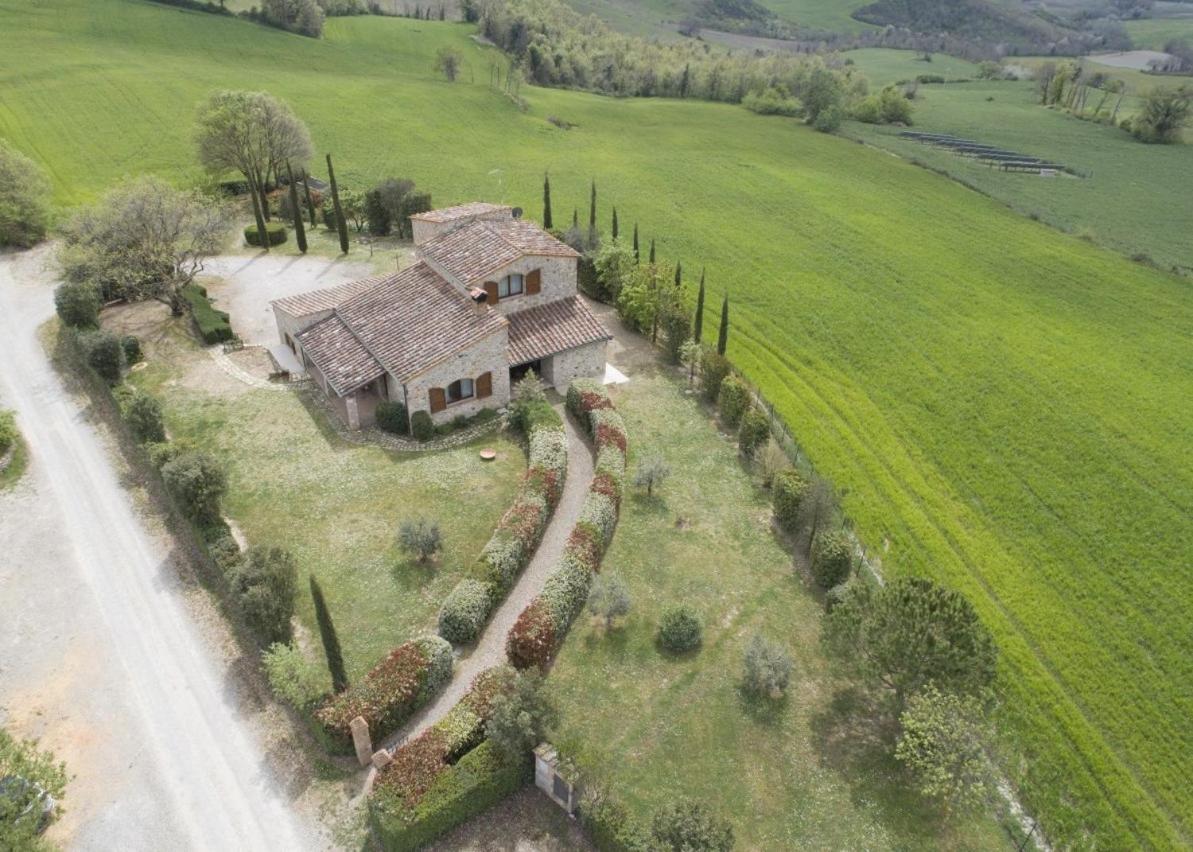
[[588, 179, 597, 232], [286, 162, 307, 254], [674, 260, 682, 287], [301, 168, 317, 227], [632, 223, 640, 263], [310, 575, 348, 693], [326, 153, 349, 255], [649, 238, 656, 264], [542, 173, 553, 229], [717, 294, 729, 355], [612, 207, 619, 240], [694, 269, 706, 343]]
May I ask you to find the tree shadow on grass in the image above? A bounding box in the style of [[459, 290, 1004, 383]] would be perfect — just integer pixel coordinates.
[[735, 683, 790, 727], [628, 490, 669, 518]]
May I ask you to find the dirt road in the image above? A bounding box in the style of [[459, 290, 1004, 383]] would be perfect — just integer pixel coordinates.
[[0, 247, 320, 850]]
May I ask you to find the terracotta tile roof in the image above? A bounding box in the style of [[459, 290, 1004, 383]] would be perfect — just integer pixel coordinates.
[[419, 219, 580, 285], [295, 315, 384, 395], [271, 276, 388, 317], [336, 261, 508, 382], [409, 202, 512, 223], [506, 296, 611, 366]]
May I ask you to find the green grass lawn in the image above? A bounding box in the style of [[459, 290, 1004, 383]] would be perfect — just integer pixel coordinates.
[[5, 5, 1192, 846], [124, 316, 524, 677], [549, 368, 1009, 849], [1124, 15, 1193, 49]]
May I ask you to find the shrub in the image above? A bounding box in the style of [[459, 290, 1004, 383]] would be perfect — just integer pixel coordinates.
[[180, 283, 233, 344], [754, 439, 791, 487], [208, 534, 242, 572], [539, 552, 593, 634], [79, 328, 125, 384], [54, 281, 101, 329], [0, 138, 51, 248], [566, 378, 611, 426], [825, 581, 852, 613], [438, 579, 494, 644], [161, 450, 226, 525], [700, 347, 730, 402], [812, 529, 853, 589], [119, 387, 166, 444], [742, 86, 800, 116], [410, 410, 434, 441], [716, 375, 750, 429], [520, 398, 562, 436], [507, 598, 556, 670], [650, 798, 734, 851], [812, 104, 844, 132], [743, 634, 793, 698], [578, 491, 618, 548], [658, 605, 702, 653], [738, 408, 770, 459], [475, 530, 526, 591], [510, 371, 547, 430], [772, 468, 809, 533], [486, 668, 557, 763], [264, 641, 329, 710], [398, 518, 442, 563], [229, 546, 297, 645], [243, 222, 288, 246], [317, 636, 453, 749], [0, 410, 16, 456], [528, 427, 567, 480], [120, 334, 143, 364], [580, 787, 653, 852], [376, 401, 409, 435]]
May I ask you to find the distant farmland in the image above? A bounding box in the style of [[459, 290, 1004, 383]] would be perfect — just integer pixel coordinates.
[[2, 3, 1190, 846]]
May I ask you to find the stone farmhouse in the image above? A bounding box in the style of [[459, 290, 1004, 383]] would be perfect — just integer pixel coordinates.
[[271, 202, 611, 429]]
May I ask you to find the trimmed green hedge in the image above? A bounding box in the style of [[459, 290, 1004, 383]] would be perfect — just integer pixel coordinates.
[[243, 222, 288, 247], [180, 283, 233, 344], [370, 740, 530, 852], [437, 579, 494, 645]]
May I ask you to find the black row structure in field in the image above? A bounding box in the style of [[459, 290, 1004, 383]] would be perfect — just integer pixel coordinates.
[[897, 131, 1084, 176]]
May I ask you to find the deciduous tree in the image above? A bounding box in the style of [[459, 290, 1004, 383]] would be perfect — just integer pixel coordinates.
[[0, 139, 51, 248], [542, 172, 552, 229]]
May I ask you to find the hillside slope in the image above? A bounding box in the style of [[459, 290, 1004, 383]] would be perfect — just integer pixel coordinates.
[[1, 3, 1190, 847]]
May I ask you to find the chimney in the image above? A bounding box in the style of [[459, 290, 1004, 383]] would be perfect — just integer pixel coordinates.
[[468, 287, 489, 312]]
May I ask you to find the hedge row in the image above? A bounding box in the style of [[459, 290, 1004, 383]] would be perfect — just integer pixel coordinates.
[[180, 283, 233, 344], [508, 381, 626, 669], [438, 401, 566, 645], [243, 222, 288, 247], [369, 668, 525, 852], [315, 635, 453, 753]]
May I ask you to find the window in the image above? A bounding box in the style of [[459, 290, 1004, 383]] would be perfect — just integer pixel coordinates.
[[446, 378, 474, 403], [498, 273, 524, 299]]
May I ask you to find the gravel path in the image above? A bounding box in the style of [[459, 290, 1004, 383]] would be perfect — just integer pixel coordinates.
[[376, 404, 594, 756], [0, 247, 319, 851]]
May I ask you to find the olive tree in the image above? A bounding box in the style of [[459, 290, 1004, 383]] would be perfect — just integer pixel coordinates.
[[398, 518, 442, 563], [0, 139, 51, 248], [57, 177, 231, 312], [0, 727, 68, 847], [587, 573, 631, 630]]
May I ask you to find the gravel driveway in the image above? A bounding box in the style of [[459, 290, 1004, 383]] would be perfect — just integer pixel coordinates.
[[0, 247, 320, 850]]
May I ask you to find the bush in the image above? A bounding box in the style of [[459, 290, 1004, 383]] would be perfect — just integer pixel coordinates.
[[486, 668, 558, 762], [566, 378, 612, 426], [370, 740, 530, 852], [580, 787, 653, 852], [0, 410, 16, 456], [811, 529, 853, 589], [54, 281, 101, 329], [376, 401, 409, 435], [0, 138, 51, 248], [117, 386, 166, 444], [824, 581, 852, 613], [742, 86, 800, 116], [438, 579, 494, 644], [743, 634, 793, 698], [507, 598, 556, 670], [79, 328, 125, 384], [658, 605, 702, 653], [475, 530, 526, 591], [738, 408, 770, 459], [121, 334, 143, 364], [650, 798, 734, 851], [410, 410, 434, 442], [229, 546, 297, 645], [208, 533, 242, 572], [578, 491, 618, 548], [510, 372, 547, 430], [264, 641, 329, 710], [539, 552, 593, 635], [161, 450, 227, 525], [700, 347, 730, 402], [180, 283, 233, 344], [716, 375, 750, 429], [398, 518, 442, 563], [243, 222, 288, 246], [772, 468, 808, 533], [317, 636, 453, 750]]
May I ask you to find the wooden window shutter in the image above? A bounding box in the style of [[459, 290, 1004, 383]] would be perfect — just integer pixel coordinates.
[[429, 387, 446, 413], [476, 371, 493, 399], [483, 281, 499, 304], [526, 268, 542, 294]]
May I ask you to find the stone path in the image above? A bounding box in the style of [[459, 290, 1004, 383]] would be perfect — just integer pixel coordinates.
[[207, 344, 297, 391], [369, 403, 594, 773]]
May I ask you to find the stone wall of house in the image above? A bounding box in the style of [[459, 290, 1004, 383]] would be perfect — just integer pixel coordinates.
[[273, 306, 332, 364], [404, 330, 511, 425], [485, 254, 578, 317], [543, 340, 607, 389]]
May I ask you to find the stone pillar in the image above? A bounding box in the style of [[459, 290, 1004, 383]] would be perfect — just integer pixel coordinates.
[[350, 716, 372, 766], [371, 750, 393, 770], [345, 393, 360, 430]]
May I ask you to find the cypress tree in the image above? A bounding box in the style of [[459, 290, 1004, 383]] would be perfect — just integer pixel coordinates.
[[632, 223, 640, 263], [286, 161, 307, 254], [301, 168, 317, 227], [694, 269, 706, 343], [612, 207, 619, 240], [326, 153, 349, 254], [543, 173, 553, 229], [674, 260, 682, 287], [649, 238, 656, 265], [310, 575, 348, 693], [717, 294, 729, 355], [572, 208, 579, 228], [588, 179, 597, 232]]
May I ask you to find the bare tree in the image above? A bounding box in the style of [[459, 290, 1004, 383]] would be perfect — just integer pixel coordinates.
[[796, 473, 838, 552], [195, 90, 312, 245], [58, 177, 232, 313]]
